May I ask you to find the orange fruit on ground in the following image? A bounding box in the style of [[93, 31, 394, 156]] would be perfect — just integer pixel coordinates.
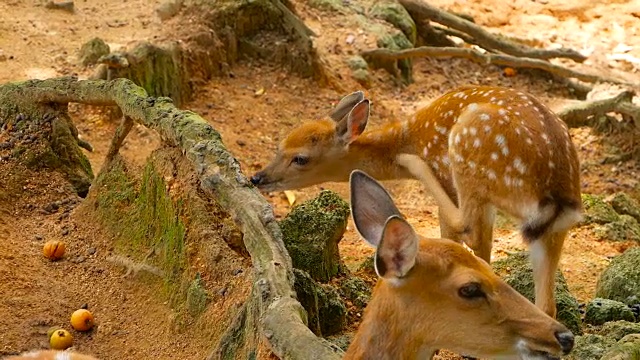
[[49, 329, 73, 350], [43, 240, 66, 260], [70, 309, 95, 331]]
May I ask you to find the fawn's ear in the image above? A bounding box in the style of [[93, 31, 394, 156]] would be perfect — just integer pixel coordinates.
[[336, 99, 369, 145], [375, 215, 418, 279], [350, 170, 402, 247], [329, 91, 365, 122]]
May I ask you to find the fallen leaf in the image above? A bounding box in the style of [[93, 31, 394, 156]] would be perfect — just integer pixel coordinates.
[[255, 88, 265, 96], [284, 190, 296, 206]]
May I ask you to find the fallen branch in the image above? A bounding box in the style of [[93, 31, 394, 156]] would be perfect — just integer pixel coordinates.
[[6, 76, 341, 360], [557, 90, 640, 128], [361, 46, 633, 86], [399, 0, 587, 63]]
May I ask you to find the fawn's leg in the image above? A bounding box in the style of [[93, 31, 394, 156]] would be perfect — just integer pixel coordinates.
[[529, 229, 567, 318], [457, 195, 495, 264]]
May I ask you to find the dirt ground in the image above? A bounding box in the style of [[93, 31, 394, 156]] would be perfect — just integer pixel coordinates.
[[1, 0, 640, 359]]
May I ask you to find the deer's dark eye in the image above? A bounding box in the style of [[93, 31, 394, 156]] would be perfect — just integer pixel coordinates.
[[458, 282, 485, 300], [291, 155, 309, 166]]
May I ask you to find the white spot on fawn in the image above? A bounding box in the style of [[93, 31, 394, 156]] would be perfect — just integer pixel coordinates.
[[432, 161, 440, 170], [504, 174, 512, 186], [469, 127, 477, 136], [462, 127, 468, 135], [469, 161, 476, 169], [498, 108, 507, 116], [491, 152, 499, 161], [513, 157, 526, 174], [497, 100, 504, 106], [454, 133, 461, 145], [480, 113, 490, 121], [549, 161, 555, 169], [423, 146, 429, 158], [526, 137, 533, 145], [467, 103, 479, 112], [436, 125, 448, 135], [483, 125, 491, 133], [442, 154, 450, 166], [454, 153, 464, 163], [487, 169, 497, 180], [473, 138, 481, 148]]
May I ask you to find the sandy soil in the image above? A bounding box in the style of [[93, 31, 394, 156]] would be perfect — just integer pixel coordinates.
[[1, 0, 639, 359]]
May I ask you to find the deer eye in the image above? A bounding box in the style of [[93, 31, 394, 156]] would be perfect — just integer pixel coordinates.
[[291, 155, 310, 166], [458, 282, 485, 300]]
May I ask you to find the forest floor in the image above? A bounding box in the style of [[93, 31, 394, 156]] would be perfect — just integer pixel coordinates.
[[1, 0, 640, 359]]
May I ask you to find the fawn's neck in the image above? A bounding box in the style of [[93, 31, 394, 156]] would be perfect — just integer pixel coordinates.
[[345, 120, 416, 181], [344, 286, 436, 359]]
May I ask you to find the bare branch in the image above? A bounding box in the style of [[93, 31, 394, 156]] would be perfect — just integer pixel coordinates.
[[361, 46, 634, 86]]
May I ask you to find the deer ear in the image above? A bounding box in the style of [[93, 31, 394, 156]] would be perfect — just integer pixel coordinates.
[[375, 216, 418, 279], [336, 99, 369, 145], [329, 91, 365, 122], [350, 170, 402, 247]]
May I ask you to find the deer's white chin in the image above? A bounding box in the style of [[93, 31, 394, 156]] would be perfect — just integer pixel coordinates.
[[515, 339, 562, 360]]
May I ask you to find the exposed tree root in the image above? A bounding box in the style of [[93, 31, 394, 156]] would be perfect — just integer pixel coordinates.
[[557, 90, 640, 129], [398, 0, 587, 62], [1, 76, 342, 360]]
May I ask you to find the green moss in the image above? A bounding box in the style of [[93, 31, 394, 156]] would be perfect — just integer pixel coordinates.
[[582, 193, 620, 225], [317, 284, 347, 336], [567, 334, 617, 360], [598, 321, 640, 341], [279, 190, 350, 282], [78, 37, 111, 66], [369, 0, 416, 44], [308, 0, 344, 12], [186, 273, 209, 317], [609, 192, 640, 222], [584, 298, 636, 325], [594, 215, 640, 242], [93, 157, 186, 294], [492, 252, 582, 334], [339, 276, 371, 309], [596, 247, 640, 305], [601, 334, 640, 360]]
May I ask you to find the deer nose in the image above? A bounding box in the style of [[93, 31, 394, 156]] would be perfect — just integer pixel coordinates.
[[250, 172, 265, 185], [555, 330, 574, 354]]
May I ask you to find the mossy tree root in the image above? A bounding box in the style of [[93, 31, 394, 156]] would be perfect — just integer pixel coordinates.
[[1, 76, 342, 360]]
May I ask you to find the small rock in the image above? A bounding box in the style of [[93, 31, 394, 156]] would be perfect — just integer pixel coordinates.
[[567, 334, 616, 360], [236, 139, 246, 147], [155, 0, 183, 21], [78, 37, 110, 67], [43, 202, 60, 213], [596, 247, 640, 305], [74, 256, 86, 263], [584, 298, 636, 325], [44, 0, 74, 13], [61, 228, 70, 236], [601, 334, 640, 360], [0, 142, 11, 149], [608, 192, 640, 223], [581, 193, 620, 225], [87, 247, 96, 255], [80, 303, 89, 309], [232, 268, 243, 276], [217, 287, 228, 297], [35, 234, 43, 241]]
